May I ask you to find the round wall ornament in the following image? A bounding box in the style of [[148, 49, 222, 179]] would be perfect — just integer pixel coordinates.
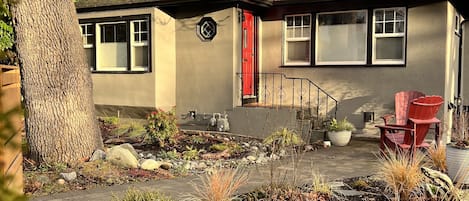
[[197, 17, 217, 41]]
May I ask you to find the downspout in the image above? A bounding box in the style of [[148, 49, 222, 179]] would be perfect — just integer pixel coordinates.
[[456, 19, 467, 114]]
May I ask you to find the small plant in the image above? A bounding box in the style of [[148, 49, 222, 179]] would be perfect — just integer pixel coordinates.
[[427, 143, 447, 172], [190, 135, 206, 144], [111, 187, 174, 201], [182, 146, 200, 160], [450, 111, 469, 148], [144, 109, 178, 147], [98, 117, 118, 138], [157, 149, 180, 160], [377, 148, 425, 200], [189, 167, 248, 201], [351, 179, 369, 190], [310, 171, 332, 197], [263, 128, 303, 148], [326, 117, 355, 132]]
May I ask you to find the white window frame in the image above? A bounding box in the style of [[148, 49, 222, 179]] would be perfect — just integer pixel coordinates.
[[372, 7, 406, 65], [79, 17, 150, 73], [315, 10, 368, 65], [283, 14, 311, 66]]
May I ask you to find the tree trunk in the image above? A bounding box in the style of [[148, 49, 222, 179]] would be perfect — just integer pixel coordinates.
[[10, 1, 103, 164]]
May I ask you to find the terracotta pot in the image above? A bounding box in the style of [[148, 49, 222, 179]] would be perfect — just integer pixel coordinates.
[[446, 145, 469, 184], [327, 130, 352, 146]]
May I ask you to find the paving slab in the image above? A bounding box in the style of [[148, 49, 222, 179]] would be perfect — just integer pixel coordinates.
[[30, 138, 380, 201]]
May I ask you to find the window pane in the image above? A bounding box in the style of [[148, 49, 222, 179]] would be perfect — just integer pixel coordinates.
[[87, 25, 94, 34], [102, 24, 115, 42], [141, 21, 148, 31], [302, 28, 310, 37], [303, 16, 310, 25], [287, 41, 309, 63], [133, 46, 148, 67], [134, 33, 140, 42], [375, 23, 383, 33], [295, 16, 301, 26], [134, 22, 140, 32], [375, 10, 384, 21], [116, 23, 127, 42], [81, 25, 86, 34], [317, 11, 367, 63], [286, 27, 294, 38], [396, 21, 405, 33], [141, 33, 148, 41], [375, 37, 403, 60], [318, 12, 366, 25], [385, 22, 393, 33], [385, 10, 394, 21], [396, 9, 405, 20], [86, 36, 94, 45], [286, 17, 293, 27], [85, 48, 95, 69], [99, 42, 128, 68], [295, 28, 302, 37]]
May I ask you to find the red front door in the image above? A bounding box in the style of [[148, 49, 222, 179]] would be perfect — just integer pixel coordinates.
[[242, 10, 255, 97]]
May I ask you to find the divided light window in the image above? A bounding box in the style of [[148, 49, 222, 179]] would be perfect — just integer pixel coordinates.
[[372, 8, 406, 64], [282, 7, 407, 66], [284, 14, 311, 65], [79, 16, 151, 73], [80, 24, 95, 69]]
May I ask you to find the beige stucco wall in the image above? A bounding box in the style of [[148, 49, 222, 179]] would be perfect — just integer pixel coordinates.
[[176, 8, 239, 119], [260, 2, 448, 129], [78, 8, 176, 111], [463, 21, 469, 106]]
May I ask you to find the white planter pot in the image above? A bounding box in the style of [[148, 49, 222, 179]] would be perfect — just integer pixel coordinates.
[[446, 145, 469, 184], [327, 131, 352, 146]]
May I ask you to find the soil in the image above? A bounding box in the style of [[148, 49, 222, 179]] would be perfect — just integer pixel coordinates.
[[23, 123, 266, 197]]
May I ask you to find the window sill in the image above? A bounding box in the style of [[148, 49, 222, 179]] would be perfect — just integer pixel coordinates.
[[280, 64, 406, 68], [91, 70, 150, 74]]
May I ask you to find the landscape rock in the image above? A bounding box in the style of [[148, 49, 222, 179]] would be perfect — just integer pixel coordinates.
[[140, 159, 162, 170], [118, 143, 139, 159], [90, 149, 106, 161], [107, 145, 139, 168], [246, 155, 257, 161], [57, 179, 65, 185], [60, 172, 77, 181], [159, 162, 172, 170]]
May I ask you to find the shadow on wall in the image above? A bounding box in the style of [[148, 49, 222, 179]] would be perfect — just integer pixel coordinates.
[[331, 95, 373, 129]]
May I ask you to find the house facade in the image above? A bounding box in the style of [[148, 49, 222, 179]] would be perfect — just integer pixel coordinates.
[[76, 0, 468, 140]]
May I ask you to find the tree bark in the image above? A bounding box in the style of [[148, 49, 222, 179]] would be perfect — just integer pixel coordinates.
[[11, 1, 103, 164]]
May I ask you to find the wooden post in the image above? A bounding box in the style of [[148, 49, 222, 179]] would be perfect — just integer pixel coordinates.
[[0, 64, 23, 193]]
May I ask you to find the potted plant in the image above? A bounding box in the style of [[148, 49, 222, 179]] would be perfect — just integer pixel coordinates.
[[446, 110, 469, 184], [326, 117, 355, 146]]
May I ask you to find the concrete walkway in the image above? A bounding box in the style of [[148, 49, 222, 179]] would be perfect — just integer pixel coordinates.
[[30, 138, 381, 201]]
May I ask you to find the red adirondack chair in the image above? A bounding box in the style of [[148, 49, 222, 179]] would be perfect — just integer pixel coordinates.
[[376, 96, 443, 155], [381, 90, 425, 127]]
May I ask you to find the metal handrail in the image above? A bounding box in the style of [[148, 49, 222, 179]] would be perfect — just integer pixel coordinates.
[[236, 72, 338, 121]]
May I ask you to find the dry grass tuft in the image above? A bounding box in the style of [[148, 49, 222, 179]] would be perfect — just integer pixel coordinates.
[[377, 148, 426, 201], [426, 143, 447, 173], [190, 167, 248, 201], [310, 170, 332, 196]]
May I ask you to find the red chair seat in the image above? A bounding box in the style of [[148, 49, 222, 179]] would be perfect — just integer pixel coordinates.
[[384, 133, 430, 150]]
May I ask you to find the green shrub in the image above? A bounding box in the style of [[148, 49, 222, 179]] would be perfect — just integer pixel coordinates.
[[326, 117, 355, 132], [157, 149, 180, 160], [144, 109, 178, 147], [111, 187, 174, 201], [263, 128, 303, 148], [182, 146, 200, 160]]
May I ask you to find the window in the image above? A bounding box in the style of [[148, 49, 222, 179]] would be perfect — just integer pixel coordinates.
[[80, 24, 95, 69], [79, 15, 151, 73], [284, 14, 311, 65], [131, 20, 148, 70], [316, 10, 367, 65], [282, 7, 407, 66], [372, 8, 406, 64]]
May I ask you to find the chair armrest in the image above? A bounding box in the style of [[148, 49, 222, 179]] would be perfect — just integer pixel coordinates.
[[375, 125, 413, 132], [408, 117, 440, 125], [380, 114, 395, 125]]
